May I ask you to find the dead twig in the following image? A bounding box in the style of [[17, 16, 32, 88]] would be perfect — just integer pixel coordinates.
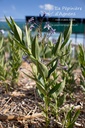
[[0, 113, 43, 121]]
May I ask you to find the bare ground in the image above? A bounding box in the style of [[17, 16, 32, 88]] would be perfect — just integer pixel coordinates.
[[0, 62, 85, 128]]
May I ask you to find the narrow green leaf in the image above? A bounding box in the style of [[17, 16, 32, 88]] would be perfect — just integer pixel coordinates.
[[23, 71, 38, 83], [13, 37, 31, 55], [66, 109, 72, 126], [36, 82, 46, 96], [78, 45, 84, 57], [47, 53, 68, 67], [45, 47, 52, 58], [47, 56, 58, 66], [5, 16, 13, 31], [37, 61, 48, 78], [53, 33, 62, 55], [48, 83, 61, 96], [14, 23, 22, 41], [48, 79, 65, 96], [10, 17, 22, 42], [31, 36, 40, 60], [48, 60, 58, 78], [6, 17, 23, 42], [25, 25, 31, 48], [82, 70, 85, 77], [47, 75, 59, 88], [66, 109, 80, 128], [0, 76, 5, 81], [31, 64, 38, 76], [23, 71, 46, 96], [68, 63, 75, 73], [57, 94, 65, 107], [61, 20, 72, 49], [0, 37, 3, 49], [72, 110, 80, 123]]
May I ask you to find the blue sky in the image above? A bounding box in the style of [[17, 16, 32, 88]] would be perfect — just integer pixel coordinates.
[[0, 0, 85, 19]]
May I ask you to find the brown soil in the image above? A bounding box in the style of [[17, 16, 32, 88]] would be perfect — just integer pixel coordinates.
[[0, 62, 85, 128]]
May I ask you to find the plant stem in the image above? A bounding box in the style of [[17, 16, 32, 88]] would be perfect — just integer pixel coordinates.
[[45, 95, 49, 128]]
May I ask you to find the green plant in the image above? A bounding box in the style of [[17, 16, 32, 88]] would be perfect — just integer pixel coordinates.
[[5, 17, 80, 128], [78, 45, 85, 92], [63, 107, 80, 128], [28, 61, 66, 126], [8, 35, 23, 87], [0, 36, 10, 91], [61, 43, 78, 94], [0, 32, 23, 91]]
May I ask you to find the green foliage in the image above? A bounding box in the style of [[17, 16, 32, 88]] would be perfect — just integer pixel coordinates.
[[0, 37, 10, 91], [78, 45, 85, 92], [64, 108, 80, 128], [0, 37, 8, 80], [5, 16, 23, 42], [5, 17, 81, 127], [53, 33, 62, 56], [78, 45, 85, 77], [60, 43, 78, 93], [0, 57, 8, 81], [60, 20, 72, 49], [31, 36, 40, 60], [0, 33, 23, 91], [8, 35, 23, 86]]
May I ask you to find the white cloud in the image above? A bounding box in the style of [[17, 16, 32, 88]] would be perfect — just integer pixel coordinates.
[[39, 4, 54, 11], [39, 5, 44, 9]]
